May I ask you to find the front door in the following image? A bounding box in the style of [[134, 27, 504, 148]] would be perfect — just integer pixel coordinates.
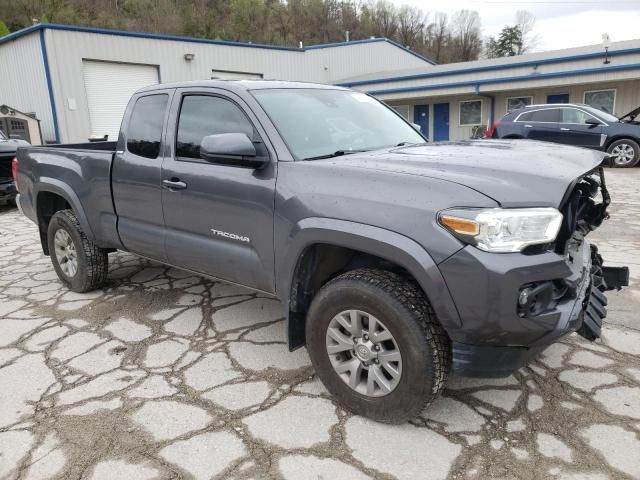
[[161, 89, 276, 293], [414, 105, 429, 139], [112, 91, 173, 261], [547, 94, 569, 104], [551, 107, 603, 148], [433, 103, 449, 141]]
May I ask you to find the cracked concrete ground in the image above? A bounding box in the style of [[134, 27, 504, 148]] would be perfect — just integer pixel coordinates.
[[0, 169, 639, 480]]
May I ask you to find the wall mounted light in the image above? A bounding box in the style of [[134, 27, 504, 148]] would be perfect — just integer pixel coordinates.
[[602, 34, 611, 64], [184, 53, 195, 61]]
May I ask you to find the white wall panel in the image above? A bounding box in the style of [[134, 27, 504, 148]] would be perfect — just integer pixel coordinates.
[[0, 33, 53, 142]]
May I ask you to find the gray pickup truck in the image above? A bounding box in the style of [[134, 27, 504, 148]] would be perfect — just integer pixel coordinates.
[[15, 80, 628, 423]]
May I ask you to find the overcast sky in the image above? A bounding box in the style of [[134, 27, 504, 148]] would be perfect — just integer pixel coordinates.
[[393, 0, 640, 52]]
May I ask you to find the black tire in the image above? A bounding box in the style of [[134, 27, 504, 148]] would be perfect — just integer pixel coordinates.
[[47, 209, 108, 293], [607, 138, 640, 168], [7, 198, 17, 208], [306, 268, 451, 423]]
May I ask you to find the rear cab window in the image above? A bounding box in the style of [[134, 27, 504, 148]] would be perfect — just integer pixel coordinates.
[[126, 94, 169, 159]]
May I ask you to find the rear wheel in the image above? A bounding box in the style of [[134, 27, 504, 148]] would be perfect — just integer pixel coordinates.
[[607, 138, 640, 168], [305, 268, 451, 423], [47, 209, 108, 292]]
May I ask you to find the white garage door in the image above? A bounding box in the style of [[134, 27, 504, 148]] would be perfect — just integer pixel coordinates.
[[83, 60, 159, 141]]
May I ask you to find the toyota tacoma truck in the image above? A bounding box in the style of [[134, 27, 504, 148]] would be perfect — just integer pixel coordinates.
[[14, 81, 628, 423]]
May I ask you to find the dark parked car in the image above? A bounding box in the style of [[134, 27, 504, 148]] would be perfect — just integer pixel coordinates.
[[0, 129, 29, 206], [15, 81, 628, 423], [488, 104, 640, 168]]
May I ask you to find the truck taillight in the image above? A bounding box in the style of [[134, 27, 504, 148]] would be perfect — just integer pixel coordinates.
[[485, 120, 501, 139], [11, 157, 18, 191]]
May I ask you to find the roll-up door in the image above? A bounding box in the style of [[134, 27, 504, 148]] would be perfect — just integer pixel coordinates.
[[82, 60, 159, 141]]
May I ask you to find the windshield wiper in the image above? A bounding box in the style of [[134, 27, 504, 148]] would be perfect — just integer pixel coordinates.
[[303, 150, 367, 161]]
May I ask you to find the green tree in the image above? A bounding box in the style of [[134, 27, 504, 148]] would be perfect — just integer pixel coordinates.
[[0, 20, 10, 38], [486, 25, 523, 58]]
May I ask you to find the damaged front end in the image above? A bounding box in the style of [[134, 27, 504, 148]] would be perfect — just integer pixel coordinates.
[[553, 166, 629, 340]]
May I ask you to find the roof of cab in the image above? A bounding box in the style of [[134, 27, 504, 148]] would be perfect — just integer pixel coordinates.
[[137, 79, 350, 94]]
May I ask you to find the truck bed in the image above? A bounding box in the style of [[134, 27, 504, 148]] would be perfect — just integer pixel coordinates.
[[16, 142, 122, 250]]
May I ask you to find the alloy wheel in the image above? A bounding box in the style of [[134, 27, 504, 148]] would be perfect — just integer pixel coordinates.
[[53, 229, 78, 277], [325, 309, 402, 397], [611, 143, 636, 166]]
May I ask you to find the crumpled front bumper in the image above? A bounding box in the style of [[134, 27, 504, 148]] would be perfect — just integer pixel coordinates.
[[441, 166, 629, 377], [440, 241, 628, 377]]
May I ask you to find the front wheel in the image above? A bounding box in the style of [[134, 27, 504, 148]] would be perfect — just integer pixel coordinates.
[[47, 209, 108, 292], [305, 268, 451, 423], [607, 138, 640, 168]]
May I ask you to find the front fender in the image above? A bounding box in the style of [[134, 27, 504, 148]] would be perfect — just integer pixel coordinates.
[[277, 217, 462, 346], [34, 178, 95, 240]]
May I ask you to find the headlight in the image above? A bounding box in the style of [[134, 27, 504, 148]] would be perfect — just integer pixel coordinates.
[[438, 208, 563, 253]]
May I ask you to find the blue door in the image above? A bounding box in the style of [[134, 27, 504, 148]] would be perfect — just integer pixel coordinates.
[[547, 94, 569, 104], [413, 105, 429, 139], [433, 103, 450, 141]]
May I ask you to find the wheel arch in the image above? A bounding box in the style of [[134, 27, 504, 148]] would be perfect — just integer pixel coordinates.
[[604, 135, 640, 150], [34, 179, 94, 255], [277, 217, 461, 350]]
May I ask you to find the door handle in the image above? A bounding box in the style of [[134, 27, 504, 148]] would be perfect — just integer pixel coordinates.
[[162, 178, 187, 190], [524, 124, 533, 128], [560, 127, 570, 131]]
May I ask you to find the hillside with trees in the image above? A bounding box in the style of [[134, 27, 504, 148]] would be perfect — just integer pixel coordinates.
[[0, 0, 535, 64]]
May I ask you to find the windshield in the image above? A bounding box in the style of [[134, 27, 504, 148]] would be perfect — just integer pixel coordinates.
[[252, 88, 425, 160], [583, 106, 619, 123]]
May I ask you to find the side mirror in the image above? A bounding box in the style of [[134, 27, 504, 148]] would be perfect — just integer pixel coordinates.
[[200, 133, 266, 168], [585, 118, 601, 128], [411, 123, 422, 132]]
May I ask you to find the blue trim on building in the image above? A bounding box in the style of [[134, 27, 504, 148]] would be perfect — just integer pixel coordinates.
[[339, 47, 640, 87], [367, 63, 640, 96], [0, 23, 435, 64], [39, 29, 60, 144]]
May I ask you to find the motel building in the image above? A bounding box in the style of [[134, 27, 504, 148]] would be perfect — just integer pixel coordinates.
[[340, 39, 640, 141], [1, 23, 639, 145]]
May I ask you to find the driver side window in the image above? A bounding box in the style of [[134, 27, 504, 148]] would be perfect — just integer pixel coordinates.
[[176, 95, 257, 159], [561, 108, 599, 125]]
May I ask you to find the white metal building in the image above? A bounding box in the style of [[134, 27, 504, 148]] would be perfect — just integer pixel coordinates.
[[0, 23, 433, 144], [339, 39, 640, 141]]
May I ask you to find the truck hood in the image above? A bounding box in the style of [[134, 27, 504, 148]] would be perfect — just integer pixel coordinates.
[[320, 139, 605, 208]]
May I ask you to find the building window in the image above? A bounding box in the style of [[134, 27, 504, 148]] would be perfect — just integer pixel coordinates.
[[584, 89, 616, 114], [506, 96, 533, 112], [391, 105, 410, 120], [459, 100, 482, 126]]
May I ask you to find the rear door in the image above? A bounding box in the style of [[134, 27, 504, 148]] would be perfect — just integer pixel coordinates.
[[516, 108, 561, 142], [112, 90, 173, 261], [160, 88, 277, 293]]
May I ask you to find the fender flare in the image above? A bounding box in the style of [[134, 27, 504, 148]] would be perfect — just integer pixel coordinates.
[[34, 178, 95, 241], [277, 217, 462, 348]]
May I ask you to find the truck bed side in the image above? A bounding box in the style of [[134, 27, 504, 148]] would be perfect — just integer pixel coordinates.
[[16, 143, 123, 251]]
